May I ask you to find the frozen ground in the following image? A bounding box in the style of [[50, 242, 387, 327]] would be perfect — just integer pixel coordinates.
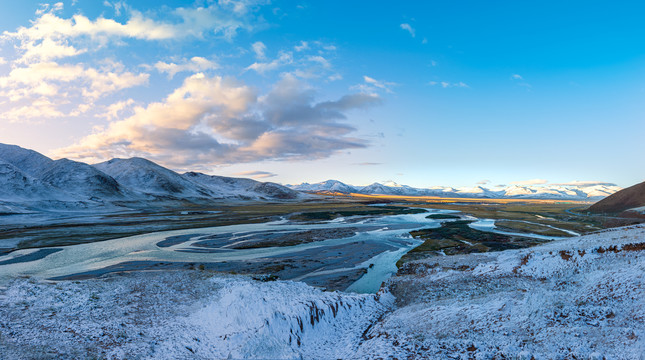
[[1, 225, 643, 359]]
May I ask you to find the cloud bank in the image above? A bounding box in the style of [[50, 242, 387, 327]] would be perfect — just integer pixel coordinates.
[[54, 73, 381, 168], [234, 170, 276, 179]]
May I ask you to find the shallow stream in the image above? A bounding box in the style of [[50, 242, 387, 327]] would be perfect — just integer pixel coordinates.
[[0, 208, 569, 293]]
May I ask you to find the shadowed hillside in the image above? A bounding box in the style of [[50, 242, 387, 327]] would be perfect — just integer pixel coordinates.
[[588, 180, 645, 214]]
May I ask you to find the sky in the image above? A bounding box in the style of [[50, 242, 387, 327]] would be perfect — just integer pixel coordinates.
[[0, 0, 643, 188]]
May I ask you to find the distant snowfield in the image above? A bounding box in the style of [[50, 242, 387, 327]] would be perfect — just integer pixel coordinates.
[[1, 225, 643, 359]]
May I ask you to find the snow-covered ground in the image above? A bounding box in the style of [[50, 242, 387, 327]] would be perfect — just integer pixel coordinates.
[[358, 225, 645, 359], [1, 225, 643, 359], [0, 272, 390, 359]]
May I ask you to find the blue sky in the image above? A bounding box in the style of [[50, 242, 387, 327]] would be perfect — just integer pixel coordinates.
[[0, 1, 643, 188]]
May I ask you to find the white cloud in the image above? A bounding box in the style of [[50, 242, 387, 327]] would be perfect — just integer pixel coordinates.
[[246, 41, 337, 78], [2, 98, 65, 122], [0, 61, 149, 99], [234, 170, 276, 179], [428, 81, 469, 88], [218, 0, 268, 15], [154, 57, 218, 79], [69, 103, 92, 117], [245, 51, 293, 74], [510, 74, 532, 89], [104, 1, 126, 16], [2, 2, 260, 65], [251, 41, 267, 59], [353, 75, 397, 94], [400, 23, 415, 37], [0, 60, 149, 121], [294, 41, 309, 52], [307, 55, 331, 68], [54, 74, 381, 167], [102, 99, 135, 120], [0, 2, 264, 123], [510, 179, 549, 186]]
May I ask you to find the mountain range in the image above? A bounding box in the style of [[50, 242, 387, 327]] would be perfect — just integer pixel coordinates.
[[289, 179, 621, 201], [0, 143, 303, 214], [0, 143, 626, 216]]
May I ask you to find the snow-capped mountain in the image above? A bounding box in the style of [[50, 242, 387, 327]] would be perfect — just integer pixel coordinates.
[[290, 180, 358, 194], [183, 172, 301, 200], [288, 179, 621, 200], [0, 159, 63, 201], [0, 144, 305, 212], [0, 143, 55, 178], [359, 182, 420, 196], [94, 157, 213, 199], [0, 144, 122, 203], [41, 158, 124, 200]]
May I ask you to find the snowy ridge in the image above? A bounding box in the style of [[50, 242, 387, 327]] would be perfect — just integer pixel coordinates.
[[41, 158, 124, 200], [94, 157, 213, 199], [0, 143, 305, 212], [288, 179, 621, 200], [290, 179, 359, 194], [184, 171, 302, 200]]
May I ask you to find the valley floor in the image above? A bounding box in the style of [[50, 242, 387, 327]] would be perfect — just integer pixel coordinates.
[[1, 224, 643, 359]]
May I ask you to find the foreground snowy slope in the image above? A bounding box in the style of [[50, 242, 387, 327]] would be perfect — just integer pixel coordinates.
[[0, 273, 389, 359], [356, 225, 645, 358], [1, 225, 643, 359]]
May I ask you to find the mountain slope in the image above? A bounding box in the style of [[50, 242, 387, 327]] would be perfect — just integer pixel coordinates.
[[40, 159, 123, 200], [289, 180, 358, 194], [0, 145, 121, 203], [183, 172, 302, 200], [0, 143, 54, 178], [0, 160, 61, 201], [93, 158, 213, 199], [588, 180, 645, 213]]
